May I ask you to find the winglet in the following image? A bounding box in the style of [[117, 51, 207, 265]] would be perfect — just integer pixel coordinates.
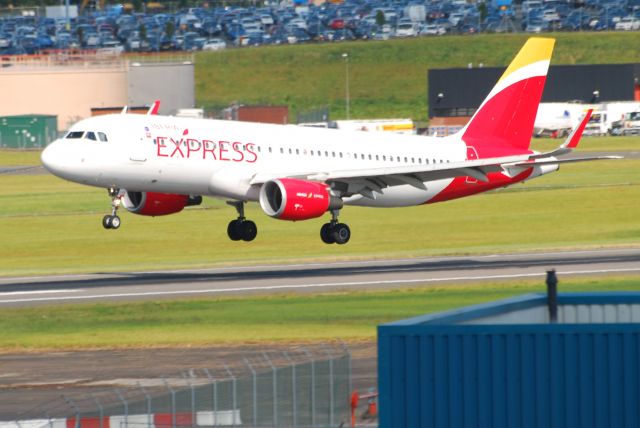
[[121, 106, 128, 114], [147, 100, 160, 115], [562, 109, 593, 149]]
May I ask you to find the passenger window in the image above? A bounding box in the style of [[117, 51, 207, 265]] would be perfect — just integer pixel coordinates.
[[268, 147, 272, 153], [295, 149, 299, 155], [288, 148, 292, 154], [98, 132, 108, 142], [376, 155, 379, 161], [339, 152, 343, 158], [86, 132, 97, 141], [280, 148, 284, 154]]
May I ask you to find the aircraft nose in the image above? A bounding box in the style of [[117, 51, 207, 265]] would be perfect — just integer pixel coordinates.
[[41, 140, 66, 176]]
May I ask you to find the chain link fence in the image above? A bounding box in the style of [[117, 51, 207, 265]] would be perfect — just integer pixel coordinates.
[[9, 345, 351, 428]]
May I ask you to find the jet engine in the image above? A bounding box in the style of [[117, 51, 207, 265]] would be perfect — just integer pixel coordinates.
[[259, 178, 342, 221], [122, 191, 202, 216]]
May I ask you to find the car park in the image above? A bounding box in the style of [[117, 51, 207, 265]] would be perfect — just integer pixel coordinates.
[[0, 0, 639, 56]]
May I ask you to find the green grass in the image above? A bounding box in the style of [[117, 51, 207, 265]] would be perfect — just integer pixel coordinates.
[[1, 276, 638, 351], [0, 156, 638, 276], [530, 136, 640, 153], [0, 150, 44, 166], [195, 32, 640, 120]]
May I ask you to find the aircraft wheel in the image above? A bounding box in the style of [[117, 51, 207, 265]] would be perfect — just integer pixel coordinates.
[[102, 215, 113, 229], [332, 223, 351, 245], [320, 223, 336, 244], [227, 220, 242, 241], [110, 215, 121, 230], [241, 220, 257, 242]]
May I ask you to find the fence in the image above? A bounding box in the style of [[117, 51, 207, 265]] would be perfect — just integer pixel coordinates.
[[8, 345, 351, 428]]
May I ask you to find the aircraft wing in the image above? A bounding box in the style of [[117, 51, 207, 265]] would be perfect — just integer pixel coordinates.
[[249, 110, 621, 199], [251, 150, 621, 199], [251, 154, 527, 198]]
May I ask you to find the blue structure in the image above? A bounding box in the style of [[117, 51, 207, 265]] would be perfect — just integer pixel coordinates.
[[378, 293, 640, 428]]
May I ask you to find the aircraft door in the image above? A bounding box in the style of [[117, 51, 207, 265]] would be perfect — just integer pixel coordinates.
[[129, 129, 149, 162]]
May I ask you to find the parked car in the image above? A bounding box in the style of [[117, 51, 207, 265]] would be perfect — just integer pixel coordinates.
[[614, 16, 640, 30], [419, 24, 447, 35], [202, 38, 226, 51]]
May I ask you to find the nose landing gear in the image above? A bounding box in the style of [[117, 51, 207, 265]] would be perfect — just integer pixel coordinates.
[[320, 210, 350, 245], [102, 187, 122, 230], [227, 201, 258, 242]]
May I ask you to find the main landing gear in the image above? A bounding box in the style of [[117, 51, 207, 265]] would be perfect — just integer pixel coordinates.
[[226, 201, 257, 242], [102, 187, 122, 230], [320, 210, 350, 245]]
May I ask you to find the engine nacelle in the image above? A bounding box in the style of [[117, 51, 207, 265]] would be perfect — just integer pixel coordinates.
[[259, 178, 342, 221], [122, 191, 202, 216]]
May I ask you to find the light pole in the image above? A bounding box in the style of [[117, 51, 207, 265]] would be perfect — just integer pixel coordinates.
[[342, 53, 350, 120]]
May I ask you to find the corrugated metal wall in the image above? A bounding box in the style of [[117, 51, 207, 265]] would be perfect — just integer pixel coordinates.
[[378, 294, 640, 428], [428, 64, 638, 118], [127, 63, 194, 115]]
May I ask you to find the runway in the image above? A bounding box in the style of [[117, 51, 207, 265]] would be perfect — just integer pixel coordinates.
[[1, 248, 639, 307]]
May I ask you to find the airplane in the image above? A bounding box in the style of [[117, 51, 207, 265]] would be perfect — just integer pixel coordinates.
[[41, 37, 620, 245]]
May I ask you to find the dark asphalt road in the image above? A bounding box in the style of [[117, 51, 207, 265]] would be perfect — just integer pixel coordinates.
[[1, 248, 639, 307]]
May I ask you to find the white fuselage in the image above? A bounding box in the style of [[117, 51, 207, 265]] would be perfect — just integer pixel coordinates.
[[42, 114, 468, 207]]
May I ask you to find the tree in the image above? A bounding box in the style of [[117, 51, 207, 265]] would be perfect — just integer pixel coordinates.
[[139, 23, 147, 41], [478, 2, 488, 22], [375, 10, 385, 27], [165, 21, 175, 39], [132, 0, 142, 13], [76, 26, 84, 46]]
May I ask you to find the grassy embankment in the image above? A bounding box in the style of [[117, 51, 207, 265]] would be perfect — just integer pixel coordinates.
[[1, 276, 639, 351], [195, 32, 640, 121], [0, 136, 638, 276]]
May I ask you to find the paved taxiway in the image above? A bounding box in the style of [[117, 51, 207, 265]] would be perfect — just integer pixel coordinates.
[[1, 248, 639, 307]]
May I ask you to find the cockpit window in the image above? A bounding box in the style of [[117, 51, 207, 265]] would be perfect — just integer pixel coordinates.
[[86, 132, 97, 141], [65, 131, 85, 139], [98, 132, 108, 142]]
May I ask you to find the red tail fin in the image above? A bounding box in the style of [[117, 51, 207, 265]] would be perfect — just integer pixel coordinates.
[[461, 38, 555, 158]]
